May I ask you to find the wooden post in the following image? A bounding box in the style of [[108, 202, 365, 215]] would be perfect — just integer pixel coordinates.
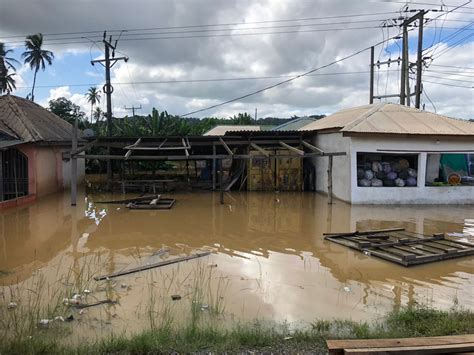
[[415, 11, 424, 109], [219, 169, 224, 205], [0, 152, 3, 201], [327, 155, 333, 204], [369, 46, 374, 104], [400, 26, 407, 105], [71, 118, 78, 206], [212, 143, 216, 190]]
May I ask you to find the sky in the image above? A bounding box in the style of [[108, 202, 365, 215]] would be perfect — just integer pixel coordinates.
[[0, 0, 473, 120]]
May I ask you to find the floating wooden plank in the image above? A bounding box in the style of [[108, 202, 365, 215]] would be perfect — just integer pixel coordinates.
[[323, 228, 405, 237], [94, 252, 211, 281], [324, 229, 474, 267], [76, 299, 117, 309], [95, 195, 160, 204], [127, 198, 175, 210], [327, 334, 474, 354]]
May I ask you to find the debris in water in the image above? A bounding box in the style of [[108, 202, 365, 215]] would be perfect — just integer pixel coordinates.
[[7, 302, 17, 309], [200, 304, 209, 311], [78, 309, 86, 315], [208, 263, 218, 268], [343, 286, 351, 293], [284, 336, 293, 341], [83, 289, 92, 294], [38, 319, 51, 327], [363, 250, 371, 256], [121, 283, 128, 289], [171, 295, 181, 301], [54, 316, 65, 322]]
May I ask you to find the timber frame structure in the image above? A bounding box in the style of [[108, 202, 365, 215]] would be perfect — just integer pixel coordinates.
[[69, 127, 345, 205]]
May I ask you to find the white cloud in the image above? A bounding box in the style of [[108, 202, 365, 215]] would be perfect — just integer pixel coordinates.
[[1, 0, 472, 119]]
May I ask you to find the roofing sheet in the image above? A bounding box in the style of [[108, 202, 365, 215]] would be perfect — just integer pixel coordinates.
[[0, 95, 73, 143], [300, 103, 474, 136], [272, 116, 316, 131], [203, 125, 260, 136]]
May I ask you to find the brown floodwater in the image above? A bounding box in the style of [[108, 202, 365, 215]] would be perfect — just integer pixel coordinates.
[[0, 190, 473, 340]]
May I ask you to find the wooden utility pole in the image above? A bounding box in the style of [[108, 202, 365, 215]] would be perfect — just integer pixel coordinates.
[[400, 10, 426, 108], [369, 46, 374, 104], [91, 31, 128, 190], [125, 104, 142, 118], [415, 11, 425, 109], [400, 26, 407, 105], [71, 117, 78, 206]]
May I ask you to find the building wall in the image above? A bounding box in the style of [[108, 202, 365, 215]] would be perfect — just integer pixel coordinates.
[[5, 144, 86, 208], [311, 132, 352, 202], [349, 135, 474, 204]]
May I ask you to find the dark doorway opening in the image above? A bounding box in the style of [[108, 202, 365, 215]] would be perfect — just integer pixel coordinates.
[[0, 148, 29, 201]]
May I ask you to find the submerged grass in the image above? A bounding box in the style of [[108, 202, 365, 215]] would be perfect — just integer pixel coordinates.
[[1, 255, 473, 354], [0, 305, 473, 354]]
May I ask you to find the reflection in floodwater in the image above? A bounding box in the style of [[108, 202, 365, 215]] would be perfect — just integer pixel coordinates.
[[0, 190, 473, 328]]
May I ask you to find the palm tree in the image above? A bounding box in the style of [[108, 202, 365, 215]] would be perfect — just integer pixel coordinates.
[[22, 33, 54, 101], [86, 87, 101, 123], [0, 42, 20, 73], [93, 107, 104, 122], [0, 70, 16, 94]]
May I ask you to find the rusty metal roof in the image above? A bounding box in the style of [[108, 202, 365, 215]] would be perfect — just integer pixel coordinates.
[[300, 103, 474, 136], [0, 94, 73, 143]]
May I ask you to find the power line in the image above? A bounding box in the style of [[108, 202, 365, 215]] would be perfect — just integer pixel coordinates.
[[0, 11, 406, 40], [426, 69, 474, 77], [179, 38, 401, 117], [178, 1, 472, 116], [15, 70, 390, 89], [430, 63, 474, 69], [422, 73, 474, 82], [422, 79, 473, 87]]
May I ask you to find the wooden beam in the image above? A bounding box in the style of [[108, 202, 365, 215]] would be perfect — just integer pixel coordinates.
[[219, 137, 233, 156], [327, 155, 333, 204], [301, 140, 324, 154], [78, 151, 345, 161], [279, 141, 304, 155], [182, 138, 189, 158], [94, 252, 211, 281], [212, 144, 216, 190], [250, 142, 269, 157], [71, 118, 78, 206]]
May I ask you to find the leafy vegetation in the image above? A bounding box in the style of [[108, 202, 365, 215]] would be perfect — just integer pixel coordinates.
[[0, 305, 472, 354]]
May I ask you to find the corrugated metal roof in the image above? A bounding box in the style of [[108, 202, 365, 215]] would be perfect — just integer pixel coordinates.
[[300, 103, 474, 136], [203, 125, 261, 136], [0, 95, 73, 143], [272, 116, 317, 131]]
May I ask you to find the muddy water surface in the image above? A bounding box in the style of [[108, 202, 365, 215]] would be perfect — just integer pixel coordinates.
[[0, 191, 473, 340]]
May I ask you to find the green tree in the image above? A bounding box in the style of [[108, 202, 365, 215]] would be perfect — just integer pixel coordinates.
[[0, 70, 16, 94], [48, 97, 86, 125], [94, 107, 104, 121], [86, 87, 101, 123], [0, 42, 20, 73], [231, 112, 253, 125], [22, 33, 54, 101]]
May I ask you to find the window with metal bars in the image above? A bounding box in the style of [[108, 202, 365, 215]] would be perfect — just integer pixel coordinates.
[[0, 148, 29, 201]]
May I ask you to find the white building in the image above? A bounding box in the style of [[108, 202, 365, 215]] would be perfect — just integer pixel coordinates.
[[301, 103, 474, 204]]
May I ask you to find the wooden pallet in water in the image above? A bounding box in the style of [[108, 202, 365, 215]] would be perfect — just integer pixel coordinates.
[[324, 228, 474, 266]]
